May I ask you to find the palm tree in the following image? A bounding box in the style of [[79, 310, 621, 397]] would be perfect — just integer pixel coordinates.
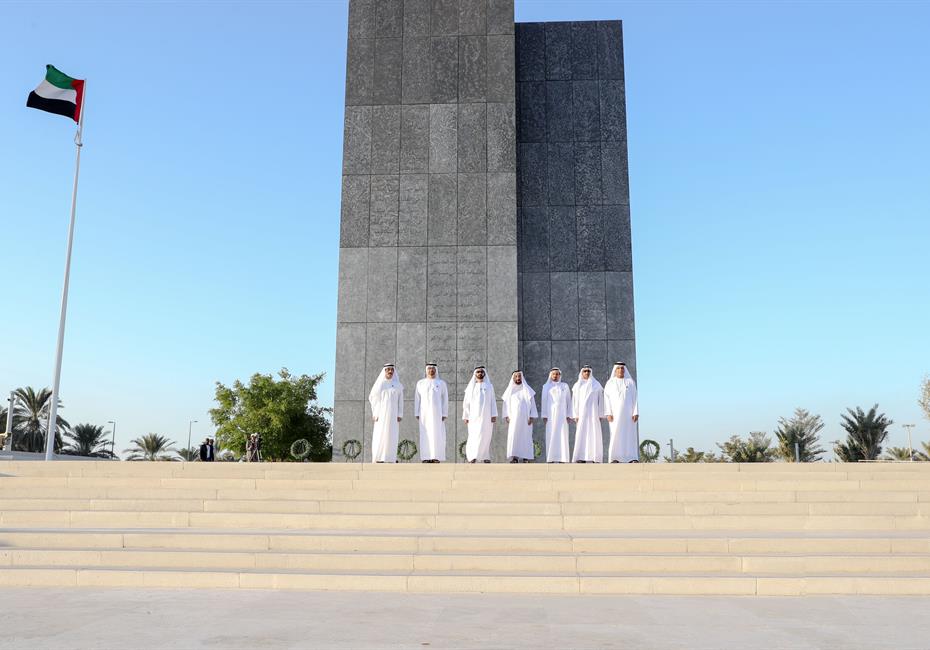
[[63, 424, 115, 458], [914, 441, 929, 462], [664, 447, 722, 463], [177, 447, 199, 461], [718, 432, 775, 463], [882, 446, 915, 461], [774, 408, 826, 462], [834, 405, 893, 462], [124, 433, 179, 461], [11, 387, 69, 453]]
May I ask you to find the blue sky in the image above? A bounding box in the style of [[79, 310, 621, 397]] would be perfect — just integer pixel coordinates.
[[1, 1, 928, 457]]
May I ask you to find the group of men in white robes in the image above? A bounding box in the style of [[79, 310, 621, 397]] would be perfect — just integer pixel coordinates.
[[365, 362, 638, 464]]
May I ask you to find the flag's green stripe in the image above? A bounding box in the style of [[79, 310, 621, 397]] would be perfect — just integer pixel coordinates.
[[45, 65, 76, 90]]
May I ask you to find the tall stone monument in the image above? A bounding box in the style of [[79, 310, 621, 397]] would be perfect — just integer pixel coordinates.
[[333, 0, 635, 462]]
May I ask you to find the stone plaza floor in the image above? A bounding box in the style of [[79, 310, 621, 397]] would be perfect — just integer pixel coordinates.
[[1, 588, 929, 649]]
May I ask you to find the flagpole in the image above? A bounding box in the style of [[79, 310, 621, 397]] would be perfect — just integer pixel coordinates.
[[44, 85, 85, 461]]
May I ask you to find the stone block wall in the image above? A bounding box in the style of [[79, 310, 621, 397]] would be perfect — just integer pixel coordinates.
[[515, 21, 637, 451], [333, 0, 519, 462]]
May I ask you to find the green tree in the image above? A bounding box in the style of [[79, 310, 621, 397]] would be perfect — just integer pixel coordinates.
[[124, 433, 178, 461], [833, 405, 892, 462], [663, 447, 722, 463], [882, 446, 915, 461], [718, 432, 775, 463], [919, 376, 930, 423], [210, 368, 332, 461], [63, 423, 115, 458], [10, 387, 69, 453], [774, 408, 826, 462]]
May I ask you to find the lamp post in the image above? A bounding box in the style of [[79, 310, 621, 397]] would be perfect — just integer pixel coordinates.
[[107, 420, 116, 459], [903, 424, 916, 462], [187, 419, 198, 460], [3, 392, 15, 452]]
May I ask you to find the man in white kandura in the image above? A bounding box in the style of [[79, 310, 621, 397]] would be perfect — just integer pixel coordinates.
[[414, 363, 448, 463], [501, 370, 537, 463], [462, 366, 497, 463], [368, 364, 403, 463], [604, 362, 640, 463], [541, 367, 573, 463], [571, 365, 605, 463]]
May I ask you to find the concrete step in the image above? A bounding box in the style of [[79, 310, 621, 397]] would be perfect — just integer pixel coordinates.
[[1, 566, 930, 595]]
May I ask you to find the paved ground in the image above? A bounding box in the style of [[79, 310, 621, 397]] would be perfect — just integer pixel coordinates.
[[2, 589, 929, 649]]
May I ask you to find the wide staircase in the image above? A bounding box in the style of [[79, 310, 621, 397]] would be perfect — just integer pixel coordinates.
[[1, 461, 929, 595]]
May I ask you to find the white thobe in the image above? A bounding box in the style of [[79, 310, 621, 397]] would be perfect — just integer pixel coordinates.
[[541, 381, 573, 463], [605, 378, 639, 462], [502, 388, 537, 460], [571, 379, 604, 463], [370, 382, 403, 463], [415, 377, 448, 461], [463, 381, 497, 462]]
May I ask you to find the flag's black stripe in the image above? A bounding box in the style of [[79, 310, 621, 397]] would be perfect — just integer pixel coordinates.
[[26, 92, 76, 120]]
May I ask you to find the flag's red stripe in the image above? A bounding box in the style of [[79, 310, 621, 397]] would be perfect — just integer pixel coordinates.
[[71, 79, 84, 124]]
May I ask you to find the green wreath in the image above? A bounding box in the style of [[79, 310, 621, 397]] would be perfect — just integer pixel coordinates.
[[639, 439, 660, 463], [533, 439, 543, 459], [397, 439, 418, 462], [342, 439, 362, 461], [458, 440, 468, 461], [290, 438, 312, 461]]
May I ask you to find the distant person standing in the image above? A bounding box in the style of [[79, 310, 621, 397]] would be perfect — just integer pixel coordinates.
[[541, 368, 573, 463], [246, 434, 259, 462], [415, 363, 448, 463], [571, 366, 605, 463], [501, 370, 537, 463], [462, 366, 497, 463], [207, 438, 216, 462], [199, 439, 211, 462], [369, 364, 403, 463], [604, 362, 639, 463]]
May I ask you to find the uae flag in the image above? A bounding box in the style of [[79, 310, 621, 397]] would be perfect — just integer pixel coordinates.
[[27, 65, 85, 123]]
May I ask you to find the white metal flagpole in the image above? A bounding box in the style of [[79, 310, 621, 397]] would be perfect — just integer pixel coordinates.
[[44, 85, 85, 461]]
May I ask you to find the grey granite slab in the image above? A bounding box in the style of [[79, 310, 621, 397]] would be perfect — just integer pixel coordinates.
[[456, 321, 488, 389], [397, 247, 428, 322], [521, 272, 550, 340], [600, 141, 629, 205], [487, 172, 516, 245], [607, 339, 636, 378], [337, 247, 369, 323], [599, 79, 626, 142], [570, 21, 597, 80], [373, 37, 403, 104], [366, 322, 398, 391], [550, 272, 579, 341], [487, 0, 514, 35], [366, 246, 398, 321], [522, 340, 552, 387], [343, 106, 372, 175], [487, 35, 515, 103], [376, 0, 404, 37], [515, 23, 545, 81], [545, 80, 573, 143], [430, 0, 458, 36], [459, 0, 486, 35], [547, 142, 575, 206], [572, 80, 600, 142], [605, 271, 635, 340], [426, 322, 458, 380], [369, 175, 399, 246], [371, 105, 401, 174], [400, 105, 429, 173], [487, 102, 515, 172], [402, 37, 430, 103], [487, 246, 518, 321], [403, 0, 430, 37], [545, 22, 572, 80], [345, 37, 374, 106], [430, 37, 459, 103], [520, 205, 548, 269], [398, 174, 428, 245], [457, 173, 488, 245], [603, 203, 632, 271], [456, 246, 487, 321], [551, 340, 580, 381], [429, 104, 458, 174], [426, 246, 457, 320], [517, 82, 546, 143], [579, 339, 609, 382], [348, 0, 375, 39], [547, 205, 577, 272], [427, 173, 457, 245], [339, 175, 370, 248], [396, 321, 428, 384], [332, 400, 365, 454], [575, 204, 605, 271], [577, 271, 607, 340], [457, 103, 487, 172], [458, 35, 487, 102], [597, 21, 624, 80], [574, 141, 602, 205], [334, 323, 368, 400]]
